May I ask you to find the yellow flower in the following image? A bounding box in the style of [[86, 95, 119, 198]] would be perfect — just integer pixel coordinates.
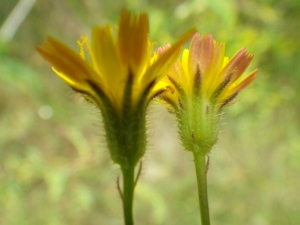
[[37, 9, 195, 167], [158, 33, 257, 153], [37, 10, 195, 115]]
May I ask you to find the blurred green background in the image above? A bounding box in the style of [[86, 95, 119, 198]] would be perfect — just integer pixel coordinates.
[[0, 0, 300, 224]]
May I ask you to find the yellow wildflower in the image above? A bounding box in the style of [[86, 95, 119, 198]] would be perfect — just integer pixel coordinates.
[[37, 10, 195, 224], [157, 33, 257, 224], [37, 9, 195, 167], [158, 33, 257, 153]]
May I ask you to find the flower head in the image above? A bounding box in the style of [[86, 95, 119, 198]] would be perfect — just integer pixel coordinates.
[[38, 10, 194, 115], [158, 33, 257, 154], [37, 10, 195, 167]]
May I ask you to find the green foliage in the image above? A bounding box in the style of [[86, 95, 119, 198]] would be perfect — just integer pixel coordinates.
[[0, 0, 300, 224]]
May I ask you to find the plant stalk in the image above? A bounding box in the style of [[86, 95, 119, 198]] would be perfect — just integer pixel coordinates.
[[121, 165, 135, 225], [193, 151, 210, 225]]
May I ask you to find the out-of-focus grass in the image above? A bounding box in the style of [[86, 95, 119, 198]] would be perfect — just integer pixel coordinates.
[[0, 0, 300, 224]]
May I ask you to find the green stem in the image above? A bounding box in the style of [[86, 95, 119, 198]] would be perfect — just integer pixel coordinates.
[[121, 165, 135, 225], [193, 152, 210, 225]]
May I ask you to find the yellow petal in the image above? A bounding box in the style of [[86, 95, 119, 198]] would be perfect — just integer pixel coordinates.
[[154, 81, 179, 109], [233, 69, 257, 92], [181, 49, 191, 92], [117, 10, 149, 75], [52, 67, 88, 92], [148, 81, 168, 100], [219, 69, 257, 102], [37, 36, 99, 87], [204, 41, 226, 95], [141, 28, 196, 91], [188, 34, 214, 76], [219, 48, 253, 82], [92, 26, 126, 107]]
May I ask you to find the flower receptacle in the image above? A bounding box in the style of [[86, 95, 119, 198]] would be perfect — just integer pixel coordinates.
[[176, 96, 219, 156]]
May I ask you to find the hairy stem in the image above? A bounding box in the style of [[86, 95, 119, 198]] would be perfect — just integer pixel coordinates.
[[121, 165, 135, 225], [193, 151, 210, 225]]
